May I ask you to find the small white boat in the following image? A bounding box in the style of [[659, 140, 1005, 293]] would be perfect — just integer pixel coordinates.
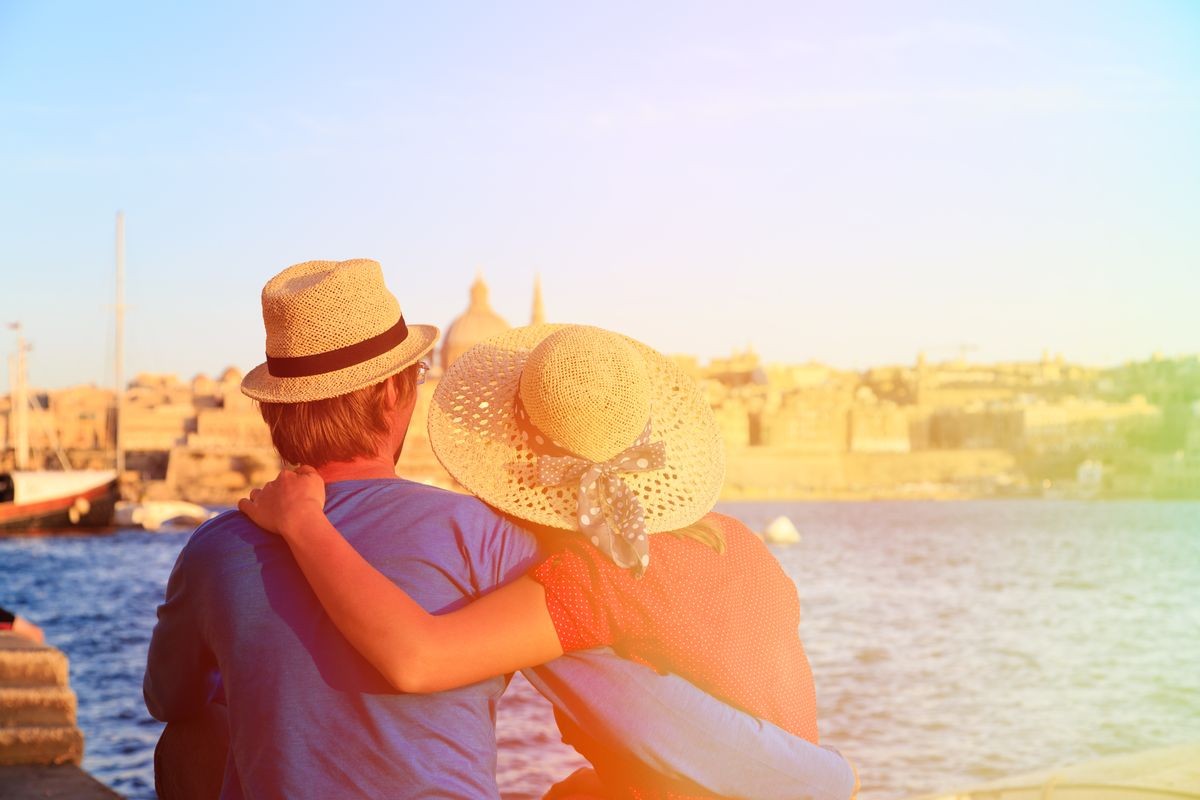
[[909, 742, 1200, 799], [763, 515, 801, 544], [114, 501, 217, 532]]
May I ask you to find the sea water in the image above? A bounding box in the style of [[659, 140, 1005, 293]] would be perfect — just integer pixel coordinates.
[[2, 500, 1198, 799]]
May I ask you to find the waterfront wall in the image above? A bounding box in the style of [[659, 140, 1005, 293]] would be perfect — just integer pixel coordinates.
[[0, 634, 83, 766], [0, 633, 118, 798]]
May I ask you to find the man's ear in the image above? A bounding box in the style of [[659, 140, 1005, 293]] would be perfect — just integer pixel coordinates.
[[383, 376, 399, 410], [386, 376, 400, 410], [384, 373, 417, 413]]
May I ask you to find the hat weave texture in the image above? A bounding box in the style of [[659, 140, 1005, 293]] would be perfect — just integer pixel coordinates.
[[241, 259, 438, 403], [428, 324, 726, 533]]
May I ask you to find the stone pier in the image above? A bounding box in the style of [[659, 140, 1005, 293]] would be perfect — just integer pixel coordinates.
[[0, 633, 119, 798]]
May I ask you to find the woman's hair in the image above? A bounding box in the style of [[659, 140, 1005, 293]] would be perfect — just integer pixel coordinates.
[[509, 515, 726, 556], [257, 365, 419, 466], [662, 517, 726, 553]]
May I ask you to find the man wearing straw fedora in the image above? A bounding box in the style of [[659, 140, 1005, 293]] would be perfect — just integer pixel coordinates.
[[144, 259, 855, 799]]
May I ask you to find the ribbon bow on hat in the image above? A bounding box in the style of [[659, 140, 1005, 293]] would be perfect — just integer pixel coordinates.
[[527, 415, 667, 576]]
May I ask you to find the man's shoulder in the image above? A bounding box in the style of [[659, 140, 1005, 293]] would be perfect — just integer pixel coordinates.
[[348, 481, 539, 585], [357, 478, 484, 509], [197, 507, 255, 532], [338, 479, 516, 529], [178, 508, 268, 562], [191, 507, 260, 538]]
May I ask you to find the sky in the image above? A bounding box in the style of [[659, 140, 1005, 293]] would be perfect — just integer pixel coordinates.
[[1, 1, 1198, 390]]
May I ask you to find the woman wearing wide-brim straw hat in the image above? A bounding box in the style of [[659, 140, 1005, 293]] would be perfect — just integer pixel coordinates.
[[428, 323, 728, 576], [241, 324, 840, 799]]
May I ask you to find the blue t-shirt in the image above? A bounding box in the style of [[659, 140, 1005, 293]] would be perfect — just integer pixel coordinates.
[[145, 478, 539, 799]]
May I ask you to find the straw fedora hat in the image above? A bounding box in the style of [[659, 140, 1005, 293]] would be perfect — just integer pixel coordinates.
[[429, 324, 726, 550], [241, 259, 439, 403]]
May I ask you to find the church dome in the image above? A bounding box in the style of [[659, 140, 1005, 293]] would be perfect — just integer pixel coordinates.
[[441, 274, 510, 370]]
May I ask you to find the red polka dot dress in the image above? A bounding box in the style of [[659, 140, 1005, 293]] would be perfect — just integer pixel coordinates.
[[531, 512, 819, 799]]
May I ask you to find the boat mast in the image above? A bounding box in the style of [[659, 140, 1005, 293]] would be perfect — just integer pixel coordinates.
[[115, 211, 126, 477], [11, 323, 29, 470]]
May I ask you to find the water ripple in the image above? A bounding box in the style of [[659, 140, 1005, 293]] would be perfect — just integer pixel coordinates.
[[2, 500, 1198, 799]]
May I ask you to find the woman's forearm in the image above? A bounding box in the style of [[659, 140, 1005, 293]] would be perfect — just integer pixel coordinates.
[[279, 513, 565, 693], [240, 467, 562, 690], [283, 515, 439, 691]]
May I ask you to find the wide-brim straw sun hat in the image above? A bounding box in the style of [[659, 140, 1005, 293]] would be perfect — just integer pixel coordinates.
[[429, 324, 726, 571], [242, 259, 439, 403]]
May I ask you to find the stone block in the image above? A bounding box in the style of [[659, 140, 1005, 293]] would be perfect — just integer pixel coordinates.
[[0, 725, 83, 766], [0, 636, 68, 688], [0, 636, 86, 769], [0, 687, 77, 727]]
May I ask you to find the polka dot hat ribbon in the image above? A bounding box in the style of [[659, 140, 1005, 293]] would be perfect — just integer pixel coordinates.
[[515, 398, 667, 576]]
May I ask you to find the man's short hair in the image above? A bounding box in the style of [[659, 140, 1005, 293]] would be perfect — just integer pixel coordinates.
[[258, 364, 420, 466]]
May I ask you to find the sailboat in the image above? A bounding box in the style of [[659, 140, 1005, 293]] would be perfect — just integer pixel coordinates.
[[0, 326, 119, 532], [0, 214, 126, 533]]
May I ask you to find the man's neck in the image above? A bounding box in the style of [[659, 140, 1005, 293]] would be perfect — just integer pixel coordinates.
[[315, 456, 398, 484]]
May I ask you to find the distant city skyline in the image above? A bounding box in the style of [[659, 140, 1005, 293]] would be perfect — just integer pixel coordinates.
[[10, 276, 1195, 394], [2, 2, 1198, 389]]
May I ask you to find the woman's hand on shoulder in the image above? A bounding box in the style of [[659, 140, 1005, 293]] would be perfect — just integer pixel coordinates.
[[237, 465, 326, 539]]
